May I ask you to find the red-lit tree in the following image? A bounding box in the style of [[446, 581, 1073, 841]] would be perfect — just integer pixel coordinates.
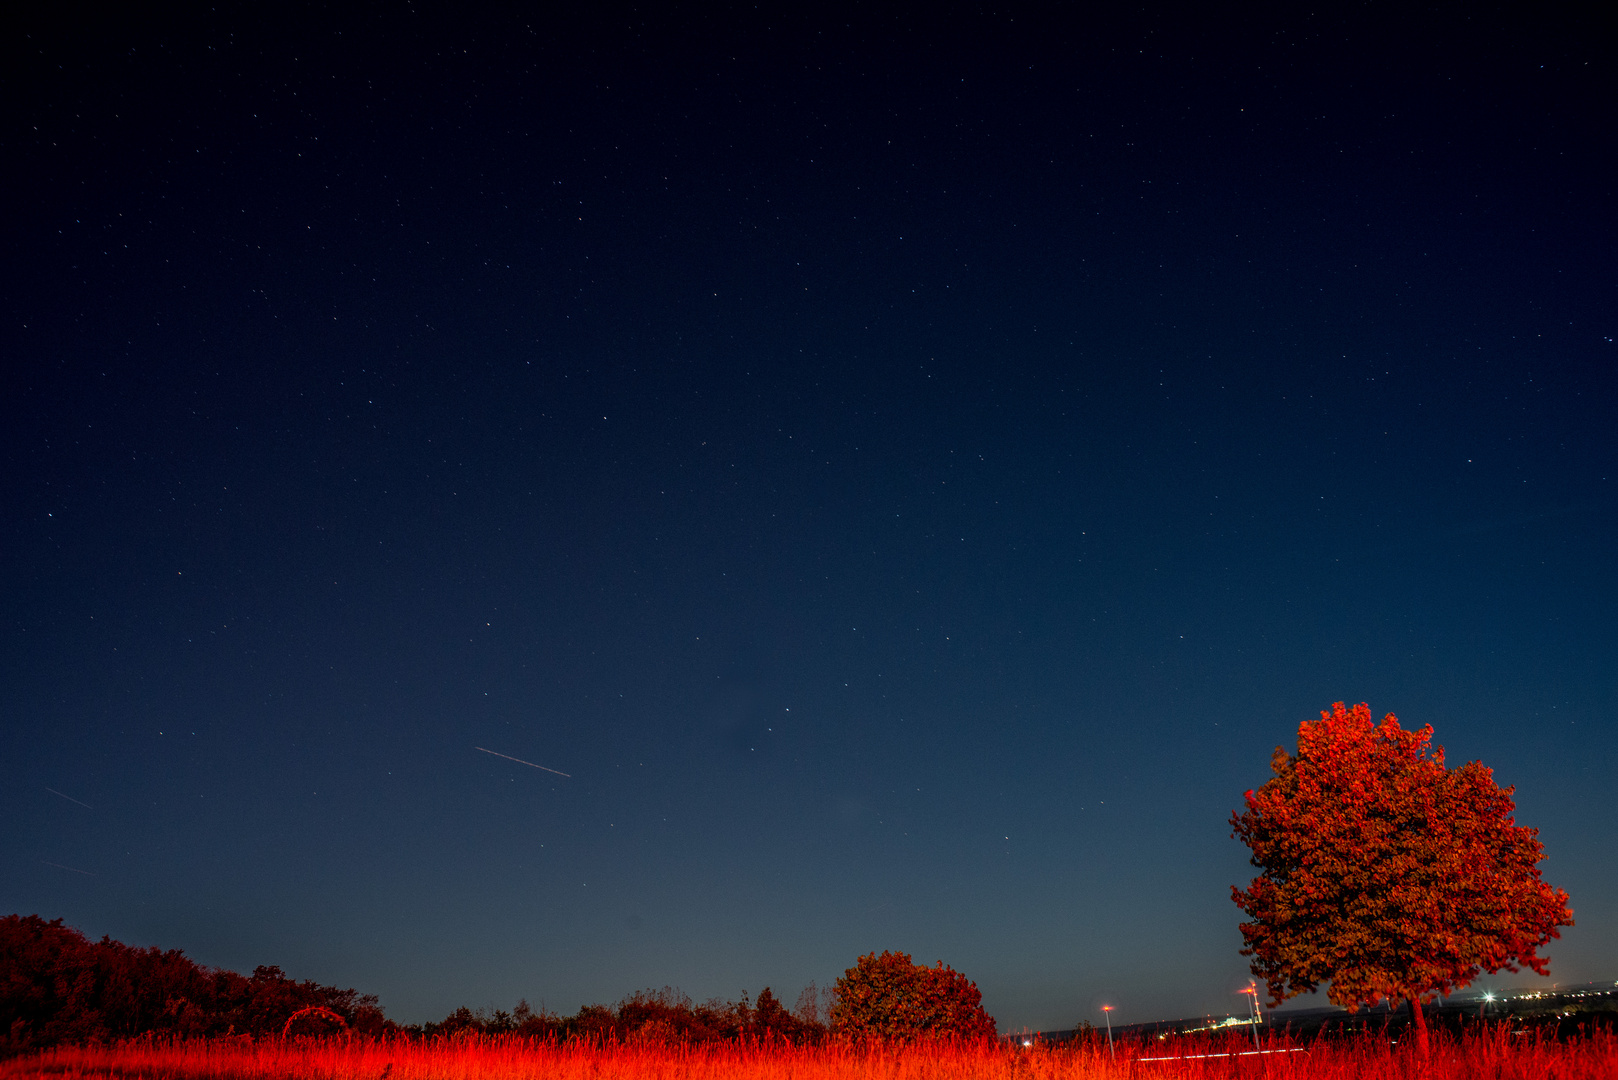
[[830, 950, 995, 1040], [1231, 703, 1573, 1055]]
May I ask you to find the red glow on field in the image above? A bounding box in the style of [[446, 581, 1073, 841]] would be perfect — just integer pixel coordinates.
[[4, 1028, 1616, 1080]]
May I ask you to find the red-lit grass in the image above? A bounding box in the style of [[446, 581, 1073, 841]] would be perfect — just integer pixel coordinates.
[[4, 1027, 1615, 1080]]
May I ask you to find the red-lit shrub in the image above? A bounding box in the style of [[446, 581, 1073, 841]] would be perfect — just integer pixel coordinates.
[[830, 950, 995, 1039]]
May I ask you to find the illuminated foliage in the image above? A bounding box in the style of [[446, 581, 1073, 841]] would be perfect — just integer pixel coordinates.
[[1231, 703, 1573, 1022], [830, 950, 995, 1039]]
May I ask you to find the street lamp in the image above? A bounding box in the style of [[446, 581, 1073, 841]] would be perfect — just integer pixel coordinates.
[[1239, 983, 1261, 1050], [1101, 1005, 1114, 1058]]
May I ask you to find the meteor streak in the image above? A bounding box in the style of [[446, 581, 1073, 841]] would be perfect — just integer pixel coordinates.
[[45, 862, 95, 875], [474, 746, 571, 777]]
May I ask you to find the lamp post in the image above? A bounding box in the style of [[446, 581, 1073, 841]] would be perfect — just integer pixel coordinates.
[[1240, 983, 1261, 1050], [1101, 1005, 1114, 1058]]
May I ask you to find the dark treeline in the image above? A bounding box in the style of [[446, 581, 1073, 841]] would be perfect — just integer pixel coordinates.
[[415, 986, 828, 1043], [2, 915, 828, 1053], [1, 915, 387, 1052]]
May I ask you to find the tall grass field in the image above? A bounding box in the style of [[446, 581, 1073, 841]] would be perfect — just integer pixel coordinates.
[[4, 1029, 1616, 1080]]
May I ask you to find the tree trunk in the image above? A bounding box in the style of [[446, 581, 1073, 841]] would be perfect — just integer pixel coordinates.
[[1407, 995, 1430, 1060]]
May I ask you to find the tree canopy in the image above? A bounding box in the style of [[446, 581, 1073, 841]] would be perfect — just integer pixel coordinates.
[[830, 951, 995, 1040], [0, 914, 387, 1051], [1, 914, 834, 1050], [1231, 703, 1573, 1035]]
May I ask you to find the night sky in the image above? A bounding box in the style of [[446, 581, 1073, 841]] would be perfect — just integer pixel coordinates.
[[4, 5, 1614, 1031]]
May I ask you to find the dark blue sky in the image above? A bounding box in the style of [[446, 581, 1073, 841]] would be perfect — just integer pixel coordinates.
[[4, 4, 1614, 1029]]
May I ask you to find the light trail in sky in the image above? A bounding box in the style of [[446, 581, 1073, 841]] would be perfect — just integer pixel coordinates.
[[474, 746, 571, 777]]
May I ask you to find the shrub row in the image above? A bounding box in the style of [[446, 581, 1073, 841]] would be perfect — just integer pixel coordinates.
[[1, 915, 386, 1052]]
